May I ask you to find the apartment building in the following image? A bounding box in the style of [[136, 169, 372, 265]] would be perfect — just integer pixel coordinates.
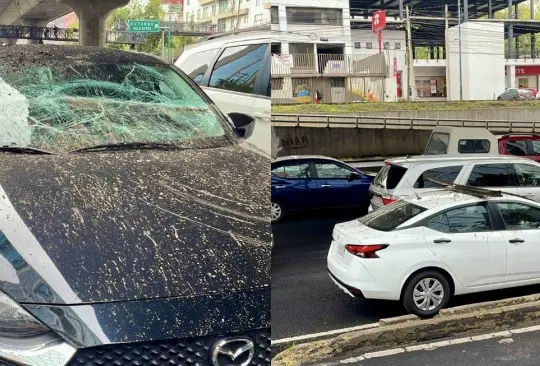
[[183, 0, 270, 33]]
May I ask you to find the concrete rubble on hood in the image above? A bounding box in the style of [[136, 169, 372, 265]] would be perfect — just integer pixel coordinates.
[[273, 293, 540, 365]]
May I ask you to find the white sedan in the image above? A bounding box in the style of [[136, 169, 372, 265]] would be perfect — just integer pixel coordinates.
[[328, 188, 540, 318]]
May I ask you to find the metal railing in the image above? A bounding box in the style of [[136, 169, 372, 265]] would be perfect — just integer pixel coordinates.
[[272, 113, 540, 132], [271, 53, 387, 76]]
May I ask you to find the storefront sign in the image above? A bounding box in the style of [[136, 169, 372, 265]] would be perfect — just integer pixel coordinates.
[[515, 66, 540, 75], [372, 10, 386, 32]]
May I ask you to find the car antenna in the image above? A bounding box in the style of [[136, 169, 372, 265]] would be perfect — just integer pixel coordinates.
[[411, 188, 421, 200]]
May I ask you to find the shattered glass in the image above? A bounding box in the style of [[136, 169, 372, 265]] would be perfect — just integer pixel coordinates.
[[0, 60, 234, 153]]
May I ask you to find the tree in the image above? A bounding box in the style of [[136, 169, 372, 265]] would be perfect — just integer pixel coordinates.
[[106, 0, 197, 59]]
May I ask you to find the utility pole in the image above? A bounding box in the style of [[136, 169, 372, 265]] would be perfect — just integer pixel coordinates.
[[445, 4, 450, 101], [406, 5, 415, 101], [458, 0, 463, 100], [168, 3, 172, 63]]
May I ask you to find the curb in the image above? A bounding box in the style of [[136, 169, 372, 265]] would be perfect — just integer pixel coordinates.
[[272, 293, 540, 365]]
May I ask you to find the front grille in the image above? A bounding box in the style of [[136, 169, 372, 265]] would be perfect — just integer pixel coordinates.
[[68, 328, 270, 366]]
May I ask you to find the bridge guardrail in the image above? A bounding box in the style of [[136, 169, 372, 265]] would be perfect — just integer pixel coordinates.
[[271, 113, 540, 132]]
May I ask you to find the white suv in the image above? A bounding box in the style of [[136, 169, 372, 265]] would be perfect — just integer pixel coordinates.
[[175, 28, 270, 155], [369, 154, 540, 211]]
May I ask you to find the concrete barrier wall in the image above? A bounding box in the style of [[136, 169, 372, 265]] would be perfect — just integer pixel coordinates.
[[309, 107, 540, 121], [274, 127, 432, 158]]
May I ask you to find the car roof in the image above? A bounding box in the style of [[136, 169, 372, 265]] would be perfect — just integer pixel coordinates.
[[405, 189, 535, 210], [182, 28, 269, 54], [386, 154, 528, 165], [272, 155, 342, 163]]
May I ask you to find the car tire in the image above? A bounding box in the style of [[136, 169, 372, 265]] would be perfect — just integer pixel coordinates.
[[271, 200, 284, 224], [402, 270, 451, 318]]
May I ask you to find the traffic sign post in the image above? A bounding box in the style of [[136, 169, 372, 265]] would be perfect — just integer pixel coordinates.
[[128, 20, 161, 33], [372, 10, 387, 53]]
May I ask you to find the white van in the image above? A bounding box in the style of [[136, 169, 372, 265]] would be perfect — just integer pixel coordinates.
[[424, 126, 499, 155], [175, 27, 270, 155]]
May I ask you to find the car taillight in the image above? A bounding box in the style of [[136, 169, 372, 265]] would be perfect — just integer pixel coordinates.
[[346, 244, 388, 258], [381, 195, 397, 205]]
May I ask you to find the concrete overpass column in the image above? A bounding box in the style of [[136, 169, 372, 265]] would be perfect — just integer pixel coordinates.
[[507, 65, 516, 89], [508, 0, 514, 58], [56, 0, 129, 46]]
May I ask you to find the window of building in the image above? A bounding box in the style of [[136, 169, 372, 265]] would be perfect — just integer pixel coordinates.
[[286, 7, 342, 25], [271, 43, 281, 55], [211, 4, 216, 15], [366, 42, 372, 49], [354, 42, 361, 49], [187, 0, 190, 5], [271, 6, 279, 24], [256, 0, 263, 5], [203, 7, 208, 18], [178, 49, 219, 85], [219, 0, 228, 12], [230, 19, 236, 30], [415, 76, 446, 97], [395, 42, 402, 49], [209, 43, 268, 95], [217, 19, 226, 32], [244, 16, 249, 24], [197, 9, 201, 19], [383, 42, 390, 50], [254, 14, 263, 26]]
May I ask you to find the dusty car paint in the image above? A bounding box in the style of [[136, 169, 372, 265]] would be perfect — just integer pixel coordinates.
[[0, 45, 271, 356]]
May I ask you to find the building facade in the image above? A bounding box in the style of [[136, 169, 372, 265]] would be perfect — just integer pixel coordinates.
[[183, 0, 270, 33]]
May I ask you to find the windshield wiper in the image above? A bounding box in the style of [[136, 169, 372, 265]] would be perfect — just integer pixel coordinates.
[[71, 142, 182, 153], [0, 146, 55, 155]]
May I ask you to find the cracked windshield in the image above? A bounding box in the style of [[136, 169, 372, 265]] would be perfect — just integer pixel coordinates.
[[0, 58, 229, 153]]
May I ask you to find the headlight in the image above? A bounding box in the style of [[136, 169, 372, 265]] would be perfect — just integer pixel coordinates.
[[0, 293, 48, 337], [0, 292, 76, 366]]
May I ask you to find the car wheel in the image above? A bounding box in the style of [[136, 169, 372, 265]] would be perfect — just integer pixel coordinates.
[[271, 200, 284, 223], [402, 270, 451, 318]]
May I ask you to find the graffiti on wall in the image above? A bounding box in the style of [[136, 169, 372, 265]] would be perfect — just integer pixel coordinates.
[[280, 135, 309, 150], [293, 84, 311, 103]]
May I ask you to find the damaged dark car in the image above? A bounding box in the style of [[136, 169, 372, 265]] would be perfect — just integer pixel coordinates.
[[0, 45, 270, 366]]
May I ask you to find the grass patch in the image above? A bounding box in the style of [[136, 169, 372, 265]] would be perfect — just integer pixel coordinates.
[[272, 100, 540, 114]]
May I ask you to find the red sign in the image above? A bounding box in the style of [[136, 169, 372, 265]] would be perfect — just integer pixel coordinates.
[[515, 66, 540, 75], [393, 57, 398, 77], [372, 10, 386, 33]]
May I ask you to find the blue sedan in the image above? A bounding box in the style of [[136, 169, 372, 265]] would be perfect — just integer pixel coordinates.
[[271, 155, 374, 223]]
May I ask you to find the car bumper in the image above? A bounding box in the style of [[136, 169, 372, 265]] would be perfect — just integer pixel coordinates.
[[327, 242, 401, 301]]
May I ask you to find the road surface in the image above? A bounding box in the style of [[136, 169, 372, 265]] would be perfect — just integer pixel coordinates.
[[272, 212, 540, 342]]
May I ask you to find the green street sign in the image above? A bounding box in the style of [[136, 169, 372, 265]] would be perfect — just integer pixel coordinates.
[[128, 20, 161, 33]]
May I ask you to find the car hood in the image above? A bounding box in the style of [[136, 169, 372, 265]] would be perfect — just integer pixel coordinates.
[[0, 143, 271, 305]]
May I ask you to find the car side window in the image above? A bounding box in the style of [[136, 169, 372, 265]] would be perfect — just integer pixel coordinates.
[[497, 202, 540, 230], [514, 163, 540, 187], [505, 140, 528, 156], [209, 43, 269, 95], [427, 205, 490, 233], [458, 139, 490, 153], [271, 162, 311, 179], [178, 49, 219, 84], [467, 164, 517, 187], [414, 165, 463, 188], [314, 163, 355, 179], [531, 140, 540, 155]]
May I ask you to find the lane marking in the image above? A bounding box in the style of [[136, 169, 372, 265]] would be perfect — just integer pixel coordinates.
[[272, 323, 379, 345]]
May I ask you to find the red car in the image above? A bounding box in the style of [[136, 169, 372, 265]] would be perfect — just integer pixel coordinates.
[[524, 88, 537, 97], [498, 133, 540, 162]]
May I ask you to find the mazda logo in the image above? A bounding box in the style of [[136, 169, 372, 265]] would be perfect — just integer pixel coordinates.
[[210, 337, 255, 366]]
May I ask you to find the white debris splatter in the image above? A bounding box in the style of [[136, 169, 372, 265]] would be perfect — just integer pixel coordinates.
[[0, 77, 31, 147], [499, 338, 514, 344]]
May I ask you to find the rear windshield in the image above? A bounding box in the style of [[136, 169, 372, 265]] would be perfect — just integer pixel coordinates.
[[373, 164, 407, 190], [359, 201, 427, 231], [425, 132, 450, 154]]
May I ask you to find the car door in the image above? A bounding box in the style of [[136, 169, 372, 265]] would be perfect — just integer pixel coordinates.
[[271, 160, 317, 211], [312, 160, 370, 208], [463, 163, 521, 196], [513, 162, 540, 201], [202, 41, 270, 154], [494, 201, 540, 282], [422, 203, 506, 286]]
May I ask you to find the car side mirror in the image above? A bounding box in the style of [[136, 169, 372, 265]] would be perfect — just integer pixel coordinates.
[[228, 112, 256, 140], [349, 171, 360, 181]]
